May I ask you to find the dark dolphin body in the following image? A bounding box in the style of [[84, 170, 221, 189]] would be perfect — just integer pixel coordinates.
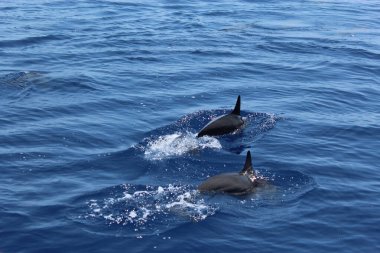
[[197, 95, 244, 137], [198, 151, 267, 195]]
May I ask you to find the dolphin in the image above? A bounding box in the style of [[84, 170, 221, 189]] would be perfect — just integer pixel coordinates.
[[197, 95, 244, 137], [198, 151, 266, 195]]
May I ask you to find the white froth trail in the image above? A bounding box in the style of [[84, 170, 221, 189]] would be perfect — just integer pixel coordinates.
[[85, 184, 217, 228], [144, 131, 221, 160]]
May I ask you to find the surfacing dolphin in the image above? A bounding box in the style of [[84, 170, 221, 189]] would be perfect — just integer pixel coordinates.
[[198, 151, 266, 195], [197, 95, 244, 137]]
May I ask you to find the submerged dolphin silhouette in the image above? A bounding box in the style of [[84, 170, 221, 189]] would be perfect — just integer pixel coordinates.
[[197, 95, 244, 137], [198, 151, 266, 195]]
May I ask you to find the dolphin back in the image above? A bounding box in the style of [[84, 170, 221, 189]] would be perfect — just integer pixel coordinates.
[[197, 114, 244, 137], [198, 173, 253, 195], [197, 95, 244, 137]]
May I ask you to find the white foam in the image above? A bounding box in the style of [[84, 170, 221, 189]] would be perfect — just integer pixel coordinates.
[[144, 132, 221, 160], [129, 210, 137, 218], [141, 207, 150, 219], [157, 186, 164, 194], [86, 184, 217, 228], [164, 190, 213, 221]]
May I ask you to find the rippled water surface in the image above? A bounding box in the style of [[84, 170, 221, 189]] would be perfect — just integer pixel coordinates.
[[1, 0, 379, 252]]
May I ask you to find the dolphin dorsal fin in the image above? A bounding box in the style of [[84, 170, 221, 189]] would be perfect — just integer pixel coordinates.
[[240, 150, 254, 175], [231, 95, 241, 115]]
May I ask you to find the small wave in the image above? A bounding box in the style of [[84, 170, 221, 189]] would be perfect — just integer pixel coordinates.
[[143, 131, 221, 160], [0, 34, 68, 48], [84, 184, 217, 232]]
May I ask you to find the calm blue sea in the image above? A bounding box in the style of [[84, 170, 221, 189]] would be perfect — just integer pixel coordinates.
[[1, 0, 379, 252]]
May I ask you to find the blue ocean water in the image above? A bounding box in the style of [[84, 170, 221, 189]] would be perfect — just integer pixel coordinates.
[[1, 0, 379, 252]]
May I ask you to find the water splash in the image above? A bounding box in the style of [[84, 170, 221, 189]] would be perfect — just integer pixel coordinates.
[[143, 131, 221, 160], [85, 184, 217, 231]]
